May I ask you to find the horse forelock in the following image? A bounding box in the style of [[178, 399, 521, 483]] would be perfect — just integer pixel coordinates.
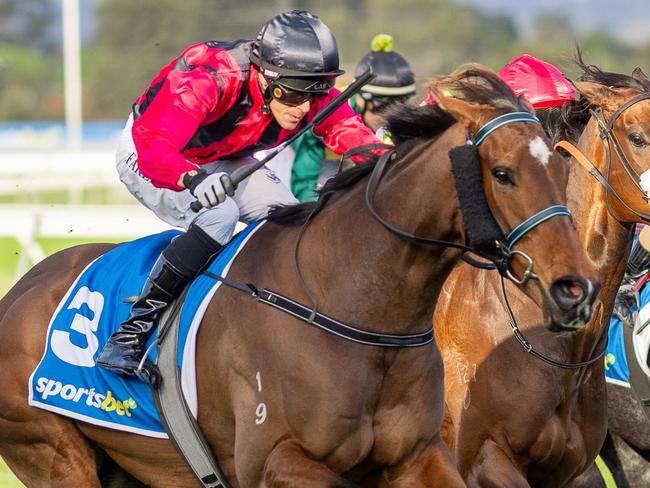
[[538, 100, 591, 146], [439, 63, 526, 112], [386, 65, 527, 145]]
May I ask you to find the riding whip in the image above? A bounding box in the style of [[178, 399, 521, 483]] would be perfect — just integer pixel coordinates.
[[190, 69, 375, 212]]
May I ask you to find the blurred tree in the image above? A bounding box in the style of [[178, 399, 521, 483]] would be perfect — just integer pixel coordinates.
[[2, 0, 649, 121], [0, 0, 59, 52], [84, 0, 283, 118], [0, 43, 62, 120]]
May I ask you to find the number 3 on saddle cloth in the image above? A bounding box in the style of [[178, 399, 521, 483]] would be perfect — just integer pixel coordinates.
[[606, 272, 650, 420], [27, 221, 265, 438]]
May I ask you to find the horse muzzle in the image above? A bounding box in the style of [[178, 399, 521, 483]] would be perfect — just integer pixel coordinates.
[[548, 276, 600, 331]]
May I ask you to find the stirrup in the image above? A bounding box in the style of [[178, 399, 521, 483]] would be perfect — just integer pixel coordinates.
[[136, 341, 161, 387], [136, 363, 161, 388]]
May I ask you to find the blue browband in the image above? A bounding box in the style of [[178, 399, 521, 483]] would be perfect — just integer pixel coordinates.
[[471, 111, 541, 146]]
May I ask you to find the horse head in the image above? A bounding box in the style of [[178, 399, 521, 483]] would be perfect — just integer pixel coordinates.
[[567, 58, 650, 225], [426, 64, 600, 329]]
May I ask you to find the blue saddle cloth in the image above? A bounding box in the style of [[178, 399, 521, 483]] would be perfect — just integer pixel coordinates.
[[29, 221, 264, 437], [605, 313, 630, 386], [604, 275, 650, 387]]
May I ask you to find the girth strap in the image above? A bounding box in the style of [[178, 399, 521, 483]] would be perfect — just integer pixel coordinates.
[[203, 271, 434, 347]]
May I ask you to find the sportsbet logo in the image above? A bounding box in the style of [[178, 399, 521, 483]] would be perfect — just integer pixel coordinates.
[[35, 377, 137, 417]]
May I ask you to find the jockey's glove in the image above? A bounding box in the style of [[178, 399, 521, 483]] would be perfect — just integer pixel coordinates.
[[184, 169, 235, 208]]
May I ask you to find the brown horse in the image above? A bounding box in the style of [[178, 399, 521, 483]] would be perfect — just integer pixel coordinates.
[[434, 58, 650, 487], [0, 65, 597, 487]]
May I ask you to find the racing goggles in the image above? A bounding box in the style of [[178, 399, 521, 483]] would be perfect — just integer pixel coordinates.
[[268, 77, 333, 107]]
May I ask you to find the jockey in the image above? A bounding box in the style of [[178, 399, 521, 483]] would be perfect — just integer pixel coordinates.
[[97, 10, 384, 380], [290, 34, 416, 202], [353, 33, 417, 134]]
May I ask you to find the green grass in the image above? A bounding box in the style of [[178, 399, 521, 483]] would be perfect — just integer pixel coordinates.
[[0, 458, 24, 487], [0, 187, 134, 205], [1, 236, 127, 296]]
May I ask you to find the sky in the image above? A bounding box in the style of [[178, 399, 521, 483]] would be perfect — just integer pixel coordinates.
[[455, 0, 650, 44]]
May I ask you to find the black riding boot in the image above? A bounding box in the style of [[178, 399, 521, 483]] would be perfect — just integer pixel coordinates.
[[97, 224, 222, 380]]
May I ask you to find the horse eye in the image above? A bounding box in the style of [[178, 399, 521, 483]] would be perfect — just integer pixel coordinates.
[[629, 132, 646, 147], [492, 168, 513, 186]]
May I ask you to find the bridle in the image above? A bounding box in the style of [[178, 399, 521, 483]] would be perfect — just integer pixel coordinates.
[[558, 92, 650, 223], [281, 109, 571, 349], [502, 90, 650, 369], [364, 111, 572, 286]]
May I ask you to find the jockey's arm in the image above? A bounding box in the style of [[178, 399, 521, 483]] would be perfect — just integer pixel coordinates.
[[132, 69, 220, 191], [311, 88, 385, 163]]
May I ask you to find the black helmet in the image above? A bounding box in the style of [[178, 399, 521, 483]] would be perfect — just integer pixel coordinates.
[[250, 10, 344, 94], [355, 34, 416, 98]]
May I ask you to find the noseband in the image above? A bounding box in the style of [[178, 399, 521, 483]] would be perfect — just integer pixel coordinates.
[[366, 110, 572, 286]]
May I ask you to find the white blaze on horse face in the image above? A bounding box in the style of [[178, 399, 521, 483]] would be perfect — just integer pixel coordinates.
[[639, 169, 650, 201], [529, 136, 552, 166]]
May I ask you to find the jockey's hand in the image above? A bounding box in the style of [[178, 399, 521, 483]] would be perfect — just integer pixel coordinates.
[[184, 170, 234, 208]]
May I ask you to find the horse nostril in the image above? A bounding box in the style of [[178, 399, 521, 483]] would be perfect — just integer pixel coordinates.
[[562, 281, 584, 300], [550, 277, 588, 310]]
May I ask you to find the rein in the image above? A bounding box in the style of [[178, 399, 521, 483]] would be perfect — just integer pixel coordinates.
[[364, 111, 572, 286], [203, 111, 570, 349], [498, 274, 607, 369]]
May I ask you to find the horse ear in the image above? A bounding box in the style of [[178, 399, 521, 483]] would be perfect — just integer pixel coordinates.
[[432, 87, 491, 133], [632, 66, 649, 83], [572, 80, 624, 113]]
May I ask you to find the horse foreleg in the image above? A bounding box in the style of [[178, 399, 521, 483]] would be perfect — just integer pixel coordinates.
[[0, 413, 101, 488], [464, 439, 529, 488], [263, 439, 357, 488], [377, 433, 465, 487]]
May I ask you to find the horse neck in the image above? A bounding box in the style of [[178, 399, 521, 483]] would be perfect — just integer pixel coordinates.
[[305, 129, 465, 332], [567, 117, 632, 347]]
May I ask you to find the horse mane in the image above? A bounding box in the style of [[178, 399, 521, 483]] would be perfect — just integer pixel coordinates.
[[266, 159, 378, 226], [387, 63, 527, 143], [267, 63, 528, 226], [540, 48, 650, 145]]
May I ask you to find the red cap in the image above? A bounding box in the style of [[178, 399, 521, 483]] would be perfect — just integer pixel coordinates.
[[498, 54, 575, 109]]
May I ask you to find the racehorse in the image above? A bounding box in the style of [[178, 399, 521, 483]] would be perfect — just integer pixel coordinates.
[[434, 56, 650, 487], [0, 65, 597, 487]]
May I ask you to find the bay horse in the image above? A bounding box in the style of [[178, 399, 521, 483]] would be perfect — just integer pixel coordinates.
[[0, 65, 597, 487], [434, 57, 650, 487]]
